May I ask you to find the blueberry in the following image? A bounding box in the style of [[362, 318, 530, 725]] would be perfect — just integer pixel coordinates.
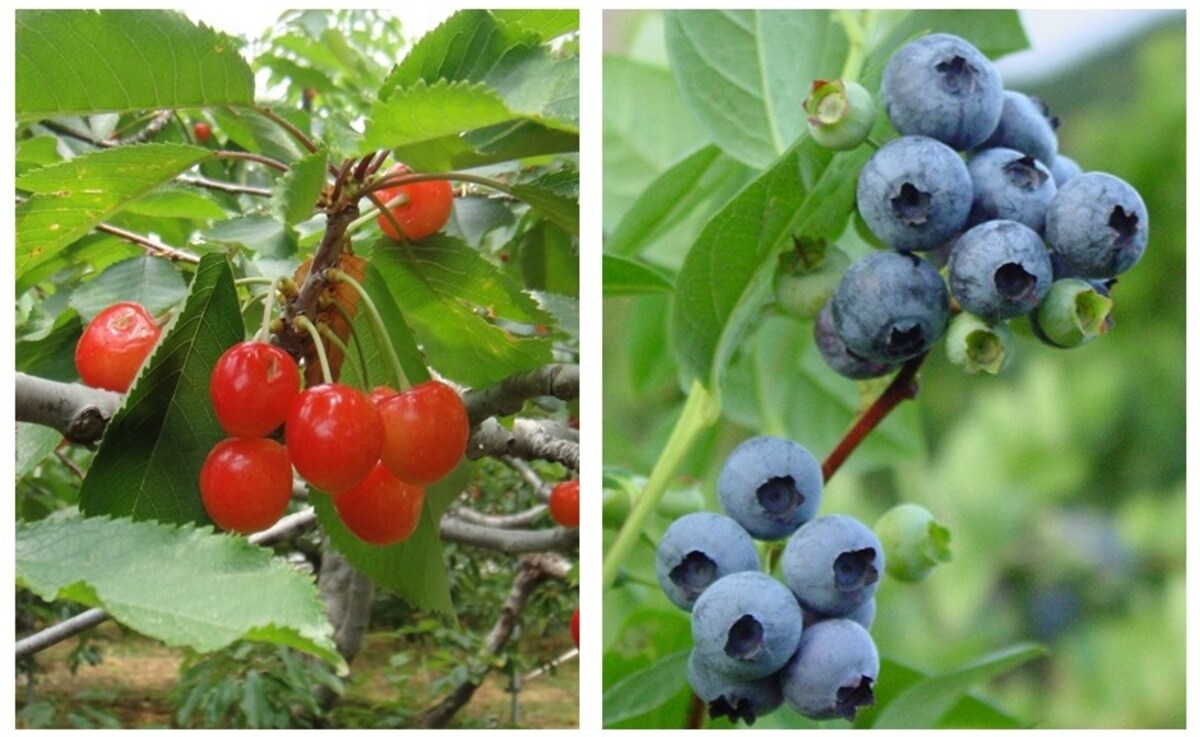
[[874, 503, 953, 583], [967, 148, 1057, 232], [856, 136, 973, 251], [1044, 172, 1149, 278], [656, 512, 761, 611], [813, 300, 899, 380], [803, 597, 876, 631], [782, 514, 885, 618], [691, 571, 804, 681], [1029, 278, 1114, 348], [948, 220, 1053, 321], [717, 436, 823, 541], [980, 91, 1058, 166], [1049, 155, 1083, 187], [804, 79, 877, 151], [780, 618, 880, 722], [944, 311, 1014, 375], [687, 650, 784, 726], [831, 251, 951, 363], [881, 33, 1004, 150]]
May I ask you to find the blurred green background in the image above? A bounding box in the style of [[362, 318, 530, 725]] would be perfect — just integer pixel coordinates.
[[602, 10, 1185, 729]]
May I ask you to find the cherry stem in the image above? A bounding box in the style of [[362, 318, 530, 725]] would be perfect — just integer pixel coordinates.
[[317, 323, 358, 382], [293, 315, 333, 385], [256, 278, 282, 343], [327, 269, 411, 391], [365, 190, 409, 241], [821, 352, 926, 482]]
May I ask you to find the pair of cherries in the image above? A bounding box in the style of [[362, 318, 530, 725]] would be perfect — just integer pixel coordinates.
[[200, 340, 468, 544]]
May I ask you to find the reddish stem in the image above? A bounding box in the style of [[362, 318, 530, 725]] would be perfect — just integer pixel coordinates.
[[821, 352, 926, 482], [685, 693, 705, 729]]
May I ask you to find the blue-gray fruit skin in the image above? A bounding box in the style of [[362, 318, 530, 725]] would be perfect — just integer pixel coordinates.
[[803, 597, 876, 631], [718, 437, 824, 540], [857, 136, 973, 251], [831, 251, 951, 363], [656, 512, 761, 612], [782, 514, 885, 618], [780, 618, 880, 722], [687, 650, 783, 726], [813, 301, 898, 380], [980, 91, 1058, 166], [948, 220, 1053, 321], [967, 148, 1057, 232], [1044, 172, 1149, 278], [881, 33, 1004, 150], [1050, 155, 1083, 187], [691, 571, 804, 681]]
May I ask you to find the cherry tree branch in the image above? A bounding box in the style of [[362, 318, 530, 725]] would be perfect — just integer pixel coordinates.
[[450, 505, 547, 530], [462, 363, 580, 426], [440, 516, 577, 554], [415, 552, 571, 728], [15, 373, 124, 445], [501, 457, 553, 501], [468, 418, 579, 472]]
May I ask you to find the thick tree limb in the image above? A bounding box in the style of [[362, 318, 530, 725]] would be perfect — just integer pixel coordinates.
[[468, 418, 579, 472], [15, 373, 124, 445], [415, 553, 570, 728], [440, 516, 576, 554], [449, 505, 547, 529], [462, 363, 579, 426]]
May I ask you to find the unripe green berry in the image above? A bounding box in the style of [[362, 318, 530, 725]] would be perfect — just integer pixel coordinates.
[[774, 243, 850, 318], [1029, 279, 1114, 348], [804, 79, 876, 151], [945, 312, 1013, 375], [603, 486, 632, 529], [875, 503, 951, 583]]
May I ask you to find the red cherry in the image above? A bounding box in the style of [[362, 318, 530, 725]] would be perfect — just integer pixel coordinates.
[[571, 608, 579, 649], [210, 342, 301, 437], [200, 437, 292, 534], [368, 385, 399, 406], [75, 302, 162, 392], [286, 384, 383, 494], [375, 164, 454, 241], [194, 121, 212, 143], [333, 462, 425, 546], [377, 381, 469, 486], [549, 479, 579, 528]]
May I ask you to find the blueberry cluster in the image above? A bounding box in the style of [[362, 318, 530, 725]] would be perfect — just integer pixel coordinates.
[[656, 437, 884, 725], [813, 33, 1149, 377]]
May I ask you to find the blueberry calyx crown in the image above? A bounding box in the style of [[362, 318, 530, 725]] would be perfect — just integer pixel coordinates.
[[1003, 155, 1050, 191], [885, 321, 928, 358], [891, 182, 933, 225], [993, 262, 1039, 301], [934, 54, 980, 96], [833, 547, 880, 591], [708, 695, 760, 726], [670, 550, 718, 601], [757, 475, 804, 521], [1108, 206, 1139, 247], [725, 614, 765, 660], [834, 676, 877, 722]]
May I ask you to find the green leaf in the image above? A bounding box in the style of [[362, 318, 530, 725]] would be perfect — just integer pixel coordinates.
[[670, 137, 870, 388], [509, 180, 580, 236], [664, 10, 846, 168], [364, 80, 577, 171], [602, 649, 690, 726], [16, 515, 344, 670], [16, 143, 211, 280], [606, 144, 755, 267], [603, 56, 708, 234], [68, 256, 189, 322], [205, 216, 298, 260], [519, 221, 579, 297], [492, 9, 579, 40], [386, 10, 532, 92], [78, 254, 245, 523], [872, 644, 1046, 728], [271, 149, 328, 227], [367, 237, 553, 387], [15, 9, 254, 120], [603, 254, 674, 297], [16, 423, 63, 480], [121, 185, 229, 221]]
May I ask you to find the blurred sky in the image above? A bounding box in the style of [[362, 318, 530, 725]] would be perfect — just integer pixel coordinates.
[[185, 7, 450, 47]]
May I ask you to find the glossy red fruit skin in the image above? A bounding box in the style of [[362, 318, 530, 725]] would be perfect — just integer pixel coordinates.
[[200, 437, 292, 534], [194, 121, 212, 143], [549, 479, 580, 528], [377, 381, 469, 486], [75, 302, 161, 392], [210, 342, 301, 437], [571, 608, 580, 648], [333, 462, 425, 545], [368, 385, 399, 406], [286, 384, 383, 494], [375, 164, 454, 241]]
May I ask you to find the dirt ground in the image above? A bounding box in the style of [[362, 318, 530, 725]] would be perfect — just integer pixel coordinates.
[[15, 623, 578, 729]]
